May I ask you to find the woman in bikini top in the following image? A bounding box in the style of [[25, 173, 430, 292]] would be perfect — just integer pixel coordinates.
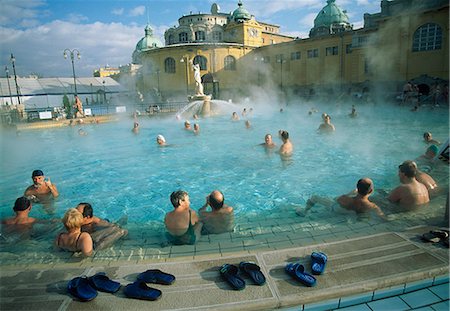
[[55, 208, 93, 256]]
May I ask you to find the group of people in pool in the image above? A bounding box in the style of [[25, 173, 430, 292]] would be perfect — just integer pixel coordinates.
[[2, 170, 128, 257]]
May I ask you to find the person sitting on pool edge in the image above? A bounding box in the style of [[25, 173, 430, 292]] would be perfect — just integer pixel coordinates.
[[297, 178, 386, 220], [75, 203, 128, 250], [198, 190, 234, 234], [55, 208, 93, 257], [164, 190, 202, 245], [24, 169, 59, 203]]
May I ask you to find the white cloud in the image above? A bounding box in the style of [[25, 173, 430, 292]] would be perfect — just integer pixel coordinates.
[[0, 21, 144, 77], [0, 0, 48, 27], [245, 0, 323, 18], [66, 13, 89, 24], [129, 6, 146, 17], [112, 8, 124, 16]]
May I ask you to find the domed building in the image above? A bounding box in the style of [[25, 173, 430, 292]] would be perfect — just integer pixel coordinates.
[[132, 25, 163, 63], [309, 0, 352, 37]]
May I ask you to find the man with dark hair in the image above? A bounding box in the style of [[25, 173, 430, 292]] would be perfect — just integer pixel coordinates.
[[199, 190, 234, 234], [24, 169, 59, 203], [165, 190, 202, 245], [279, 130, 293, 156], [75, 202, 128, 250], [387, 161, 429, 210], [2, 197, 36, 226], [297, 178, 386, 220]]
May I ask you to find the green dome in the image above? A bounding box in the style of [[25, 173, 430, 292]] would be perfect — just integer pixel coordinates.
[[136, 25, 162, 51], [232, 1, 251, 22], [314, 0, 349, 28]]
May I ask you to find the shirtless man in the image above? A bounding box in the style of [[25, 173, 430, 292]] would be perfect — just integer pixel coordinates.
[[387, 161, 430, 211], [164, 190, 202, 245], [76, 203, 128, 250], [193, 123, 200, 135], [297, 178, 386, 220], [198, 190, 234, 234], [2, 197, 36, 226], [423, 132, 440, 145], [24, 170, 59, 203], [279, 130, 293, 156], [318, 115, 335, 133], [261, 134, 276, 149], [404, 160, 438, 196], [184, 120, 192, 130], [156, 134, 166, 146]]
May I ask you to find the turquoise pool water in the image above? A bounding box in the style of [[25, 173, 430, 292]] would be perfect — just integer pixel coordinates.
[[0, 102, 448, 253]]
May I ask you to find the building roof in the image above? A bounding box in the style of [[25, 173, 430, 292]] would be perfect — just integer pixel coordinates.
[[231, 1, 252, 22], [135, 25, 163, 52], [313, 0, 350, 28]]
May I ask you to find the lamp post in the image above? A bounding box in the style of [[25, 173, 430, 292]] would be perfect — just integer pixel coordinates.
[[155, 69, 161, 96], [180, 56, 189, 96], [102, 80, 106, 104], [63, 49, 80, 97], [90, 83, 94, 103], [4, 66, 13, 106], [10, 54, 21, 105]]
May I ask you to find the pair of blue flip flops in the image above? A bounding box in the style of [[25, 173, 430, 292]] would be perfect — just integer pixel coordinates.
[[220, 262, 266, 290], [67, 273, 121, 302], [285, 252, 328, 287], [123, 269, 176, 301]]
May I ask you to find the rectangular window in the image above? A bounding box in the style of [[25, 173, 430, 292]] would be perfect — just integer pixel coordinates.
[[346, 44, 352, 54], [326, 46, 338, 56], [307, 49, 318, 58], [290, 51, 301, 60], [212, 31, 222, 41]]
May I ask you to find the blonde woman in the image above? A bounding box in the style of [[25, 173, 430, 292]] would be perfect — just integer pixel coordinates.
[[55, 208, 93, 256]]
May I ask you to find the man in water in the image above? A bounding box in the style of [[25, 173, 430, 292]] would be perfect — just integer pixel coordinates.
[[198, 190, 234, 234], [385, 160, 430, 211], [24, 170, 59, 203], [76, 203, 128, 250], [423, 132, 440, 145], [184, 120, 192, 130], [404, 160, 438, 196], [2, 197, 36, 226], [132, 122, 139, 134], [261, 134, 276, 149], [193, 123, 200, 135], [156, 134, 166, 146], [279, 130, 293, 156], [318, 115, 335, 133], [297, 178, 386, 220], [164, 190, 202, 245]]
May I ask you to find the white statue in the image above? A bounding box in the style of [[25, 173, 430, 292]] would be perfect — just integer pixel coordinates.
[[191, 60, 204, 96]]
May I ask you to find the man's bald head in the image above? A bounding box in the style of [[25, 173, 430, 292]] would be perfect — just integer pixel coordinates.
[[209, 190, 224, 210]]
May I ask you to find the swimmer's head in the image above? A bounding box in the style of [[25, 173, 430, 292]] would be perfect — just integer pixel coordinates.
[[423, 132, 431, 140], [32, 170, 44, 178], [62, 208, 84, 230], [356, 178, 373, 195], [208, 190, 224, 210], [398, 161, 417, 178], [156, 134, 166, 144], [280, 130, 289, 140], [13, 197, 31, 212], [76, 203, 93, 218]]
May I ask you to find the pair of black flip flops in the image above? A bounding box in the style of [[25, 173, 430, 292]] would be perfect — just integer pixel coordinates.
[[421, 229, 449, 247], [67, 269, 175, 302], [219, 262, 266, 290]]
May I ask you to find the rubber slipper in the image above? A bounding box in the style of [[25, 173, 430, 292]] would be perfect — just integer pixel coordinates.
[[123, 281, 162, 301], [88, 272, 121, 293], [422, 232, 441, 243], [285, 263, 316, 287], [219, 264, 245, 290], [311, 251, 328, 275], [137, 269, 175, 285], [430, 230, 449, 240], [67, 276, 98, 301], [239, 262, 266, 285]]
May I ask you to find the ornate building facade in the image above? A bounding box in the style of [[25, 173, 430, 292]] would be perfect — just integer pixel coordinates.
[[131, 0, 448, 102]]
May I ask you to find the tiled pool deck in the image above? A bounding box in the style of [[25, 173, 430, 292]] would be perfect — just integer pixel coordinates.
[[0, 203, 448, 310]]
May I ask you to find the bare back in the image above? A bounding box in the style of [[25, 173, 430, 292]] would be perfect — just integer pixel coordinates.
[[388, 180, 430, 210]]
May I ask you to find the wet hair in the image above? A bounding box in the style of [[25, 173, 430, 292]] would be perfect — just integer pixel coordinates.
[[32, 169, 44, 177], [13, 197, 31, 212], [281, 130, 289, 140], [209, 191, 224, 210], [423, 132, 431, 139], [62, 208, 83, 230], [356, 179, 373, 196], [170, 190, 188, 208], [78, 203, 93, 218], [398, 161, 417, 178]]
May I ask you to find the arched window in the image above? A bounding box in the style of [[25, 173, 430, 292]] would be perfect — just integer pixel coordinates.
[[179, 32, 188, 43], [168, 34, 174, 45], [412, 23, 442, 52], [195, 31, 206, 41], [224, 55, 236, 71], [193, 55, 207, 70], [164, 57, 176, 73]]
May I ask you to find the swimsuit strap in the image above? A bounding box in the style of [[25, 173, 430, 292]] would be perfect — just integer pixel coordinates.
[[75, 232, 83, 250]]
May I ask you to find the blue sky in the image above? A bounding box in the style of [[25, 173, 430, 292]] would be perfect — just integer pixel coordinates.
[[0, 0, 380, 77]]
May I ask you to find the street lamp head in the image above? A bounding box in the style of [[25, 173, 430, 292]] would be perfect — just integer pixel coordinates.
[[10, 53, 15, 63], [77, 52, 81, 59], [63, 52, 67, 59], [4, 66, 8, 74]]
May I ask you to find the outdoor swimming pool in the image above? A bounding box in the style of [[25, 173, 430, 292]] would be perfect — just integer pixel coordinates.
[[0, 101, 448, 258]]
